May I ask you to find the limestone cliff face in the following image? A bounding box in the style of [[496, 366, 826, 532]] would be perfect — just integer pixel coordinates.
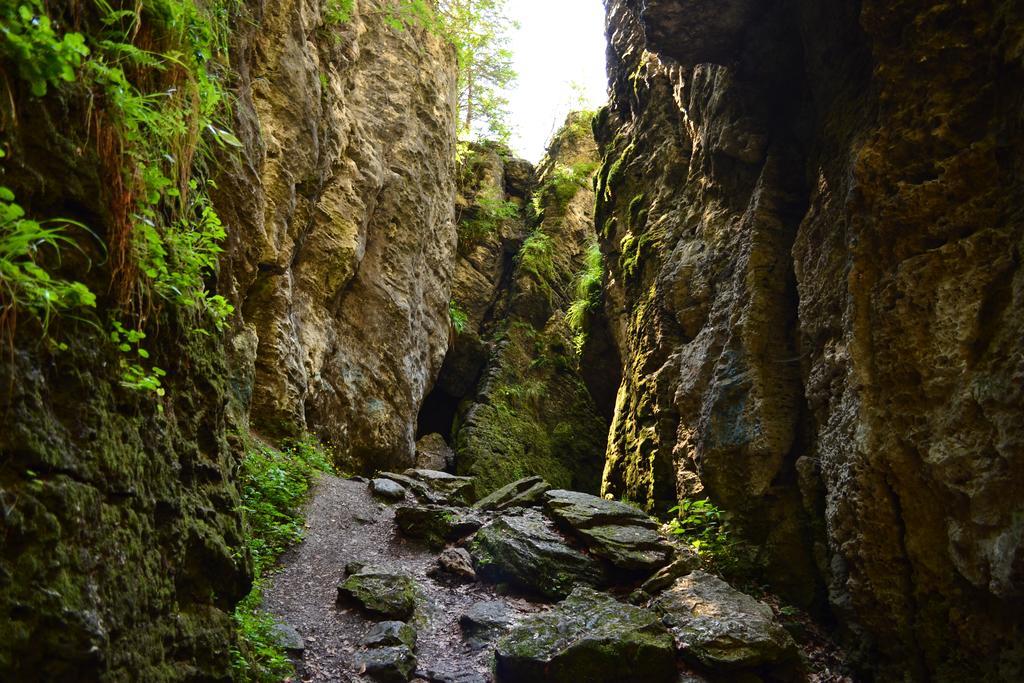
[[217, 0, 458, 472], [599, 0, 1024, 679], [432, 116, 609, 495], [0, 0, 457, 677]]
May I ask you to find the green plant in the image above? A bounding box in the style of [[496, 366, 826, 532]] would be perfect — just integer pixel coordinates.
[[0, 176, 97, 341], [324, 0, 354, 25], [232, 437, 336, 681], [459, 188, 517, 244], [565, 242, 603, 351], [109, 320, 166, 398], [449, 299, 468, 333], [517, 230, 555, 285], [0, 0, 89, 96], [666, 497, 730, 555]]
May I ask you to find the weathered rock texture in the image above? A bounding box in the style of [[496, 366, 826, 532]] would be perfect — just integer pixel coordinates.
[[451, 115, 610, 495], [598, 0, 1024, 679], [0, 0, 458, 678], [217, 0, 458, 472]]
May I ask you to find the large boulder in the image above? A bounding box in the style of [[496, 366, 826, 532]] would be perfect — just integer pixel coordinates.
[[459, 600, 518, 650], [354, 645, 417, 683], [495, 587, 677, 683], [474, 476, 551, 512], [415, 433, 455, 471], [337, 567, 419, 620], [650, 571, 799, 673], [395, 504, 483, 549], [470, 510, 607, 599], [543, 490, 674, 573], [379, 469, 476, 505]]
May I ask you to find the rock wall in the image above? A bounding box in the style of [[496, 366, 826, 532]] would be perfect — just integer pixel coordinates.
[[443, 116, 610, 495], [598, 0, 1024, 679], [0, 0, 457, 677], [217, 0, 458, 472]]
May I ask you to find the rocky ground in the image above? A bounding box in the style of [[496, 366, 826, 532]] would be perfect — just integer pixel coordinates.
[[263, 470, 853, 682]]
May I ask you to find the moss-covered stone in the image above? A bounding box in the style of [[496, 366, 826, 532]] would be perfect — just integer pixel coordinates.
[[495, 586, 676, 683], [337, 568, 419, 620]]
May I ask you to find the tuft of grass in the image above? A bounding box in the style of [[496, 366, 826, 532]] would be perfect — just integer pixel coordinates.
[[449, 299, 469, 334], [564, 242, 603, 352], [231, 437, 337, 682]]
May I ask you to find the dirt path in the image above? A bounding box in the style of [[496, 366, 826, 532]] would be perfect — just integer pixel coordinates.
[[262, 475, 538, 683]]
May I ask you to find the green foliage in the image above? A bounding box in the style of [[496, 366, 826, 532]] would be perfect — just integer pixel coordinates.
[[231, 584, 295, 683], [0, 1, 89, 96], [517, 230, 555, 286], [449, 299, 468, 333], [439, 0, 516, 142], [0, 0, 238, 390], [565, 242, 603, 352], [460, 187, 518, 244], [0, 178, 97, 338], [533, 161, 596, 215], [666, 498, 731, 555], [110, 320, 167, 398], [232, 437, 336, 681], [324, 0, 354, 25]]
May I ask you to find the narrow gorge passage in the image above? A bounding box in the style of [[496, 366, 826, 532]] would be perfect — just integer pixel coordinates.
[[1, 0, 1021, 682]]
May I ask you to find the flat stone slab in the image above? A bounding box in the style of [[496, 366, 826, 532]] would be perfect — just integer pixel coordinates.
[[650, 571, 799, 672], [378, 469, 476, 505], [495, 587, 677, 683], [395, 504, 483, 549], [543, 490, 673, 573], [470, 509, 607, 599], [474, 475, 551, 511]]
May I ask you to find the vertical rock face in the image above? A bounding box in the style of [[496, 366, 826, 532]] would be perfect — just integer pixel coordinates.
[[218, 0, 458, 472], [0, 0, 457, 678], [441, 115, 610, 495], [599, 0, 1024, 679]]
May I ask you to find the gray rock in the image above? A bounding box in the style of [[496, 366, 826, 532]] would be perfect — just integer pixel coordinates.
[[650, 571, 799, 672], [378, 470, 476, 506], [431, 547, 476, 583], [470, 510, 607, 599], [473, 476, 551, 512], [542, 490, 674, 573], [416, 665, 490, 683], [362, 621, 417, 650], [345, 560, 367, 575], [395, 505, 483, 549], [415, 433, 455, 471], [355, 645, 416, 683], [337, 567, 419, 620], [459, 601, 516, 650], [271, 622, 305, 652], [371, 478, 407, 501], [495, 587, 676, 682], [640, 555, 700, 596]]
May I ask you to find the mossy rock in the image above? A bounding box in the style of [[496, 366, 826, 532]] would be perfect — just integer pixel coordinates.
[[470, 510, 607, 599], [394, 504, 483, 549], [495, 586, 676, 683], [336, 568, 419, 620]]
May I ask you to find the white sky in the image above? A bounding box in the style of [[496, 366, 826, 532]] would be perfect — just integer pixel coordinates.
[[503, 0, 609, 162]]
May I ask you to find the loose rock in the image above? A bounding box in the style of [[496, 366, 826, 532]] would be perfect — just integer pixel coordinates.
[[355, 645, 417, 683], [395, 505, 483, 549], [430, 547, 477, 583], [651, 571, 799, 673], [363, 621, 417, 650], [473, 476, 551, 512], [470, 510, 607, 599], [371, 478, 408, 501], [543, 490, 674, 573], [337, 567, 419, 620], [415, 433, 455, 471], [495, 587, 676, 683], [459, 600, 516, 650], [271, 622, 305, 653]]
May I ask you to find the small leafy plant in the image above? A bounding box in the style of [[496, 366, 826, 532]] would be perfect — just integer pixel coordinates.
[[666, 497, 730, 554], [0, 0, 89, 96], [449, 299, 468, 334]]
